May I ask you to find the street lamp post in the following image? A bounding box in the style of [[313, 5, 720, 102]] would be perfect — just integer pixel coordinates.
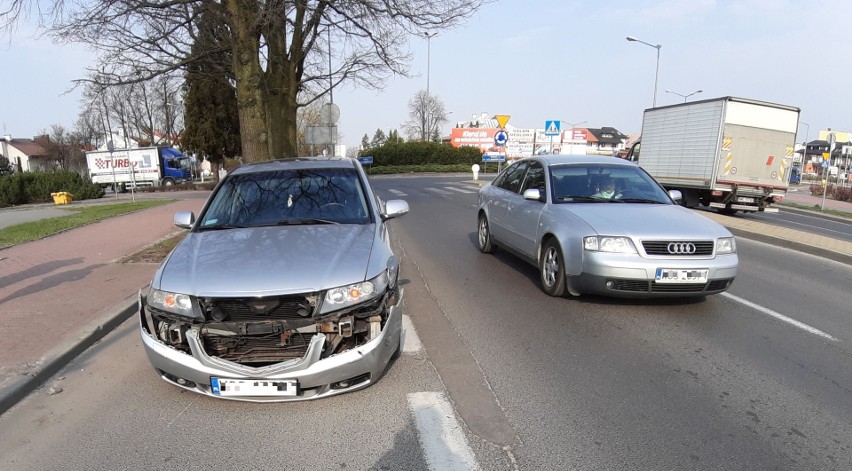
[[420, 31, 437, 96], [626, 36, 662, 107], [798, 121, 809, 180], [665, 88, 703, 102]]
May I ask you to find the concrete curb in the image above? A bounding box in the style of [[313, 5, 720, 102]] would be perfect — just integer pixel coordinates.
[[726, 227, 852, 266], [0, 293, 140, 415]]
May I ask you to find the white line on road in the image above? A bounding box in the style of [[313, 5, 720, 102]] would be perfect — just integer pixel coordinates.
[[444, 186, 477, 194], [426, 187, 453, 195], [402, 314, 423, 353], [407, 392, 481, 471], [388, 189, 407, 197], [722, 292, 839, 342]]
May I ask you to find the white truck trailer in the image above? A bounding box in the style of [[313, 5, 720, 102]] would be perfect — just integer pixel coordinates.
[[86, 146, 192, 192], [626, 97, 800, 214]]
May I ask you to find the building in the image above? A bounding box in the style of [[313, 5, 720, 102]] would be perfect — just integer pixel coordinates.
[[1, 136, 49, 172]]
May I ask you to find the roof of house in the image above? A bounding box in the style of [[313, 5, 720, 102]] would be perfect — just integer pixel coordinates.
[[8, 138, 48, 157], [585, 127, 628, 145]]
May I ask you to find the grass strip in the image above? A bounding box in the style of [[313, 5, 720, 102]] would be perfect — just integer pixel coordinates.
[[0, 200, 174, 249]]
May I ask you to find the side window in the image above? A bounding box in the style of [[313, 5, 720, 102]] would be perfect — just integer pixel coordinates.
[[520, 162, 545, 195], [499, 162, 529, 194]]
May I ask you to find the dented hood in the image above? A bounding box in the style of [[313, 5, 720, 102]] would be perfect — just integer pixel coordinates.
[[153, 224, 377, 297]]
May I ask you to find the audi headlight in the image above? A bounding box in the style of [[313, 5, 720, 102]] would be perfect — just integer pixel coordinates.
[[321, 271, 389, 314], [147, 288, 194, 317], [583, 236, 638, 254], [716, 237, 737, 254]]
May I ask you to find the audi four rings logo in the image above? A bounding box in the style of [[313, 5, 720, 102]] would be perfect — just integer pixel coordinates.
[[667, 243, 696, 254]]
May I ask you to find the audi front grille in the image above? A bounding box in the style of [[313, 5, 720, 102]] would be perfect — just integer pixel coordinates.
[[642, 241, 714, 256]]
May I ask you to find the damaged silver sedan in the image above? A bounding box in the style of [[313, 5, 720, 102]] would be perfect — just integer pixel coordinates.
[[138, 157, 408, 401]]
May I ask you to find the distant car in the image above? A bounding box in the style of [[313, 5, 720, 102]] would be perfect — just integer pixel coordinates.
[[477, 155, 738, 298], [139, 156, 409, 401]]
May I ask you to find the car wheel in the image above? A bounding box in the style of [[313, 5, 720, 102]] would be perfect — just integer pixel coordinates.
[[540, 239, 567, 297], [478, 214, 496, 254]]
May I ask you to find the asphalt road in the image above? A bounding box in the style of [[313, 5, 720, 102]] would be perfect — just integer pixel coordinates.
[[1, 175, 851, 470]]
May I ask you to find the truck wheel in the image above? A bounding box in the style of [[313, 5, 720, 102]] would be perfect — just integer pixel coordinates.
[[163, 178, 175, 186]]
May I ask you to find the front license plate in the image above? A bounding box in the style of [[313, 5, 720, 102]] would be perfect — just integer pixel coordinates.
[[655, 268, 709, 284], [211, 377, 298, 397]]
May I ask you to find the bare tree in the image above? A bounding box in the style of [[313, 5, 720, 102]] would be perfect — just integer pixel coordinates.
[[2, 0, 486, 162], [402, 90, 449, 142]]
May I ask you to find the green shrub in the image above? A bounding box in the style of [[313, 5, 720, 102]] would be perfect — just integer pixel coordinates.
[[364, 142, 482, 167], [0, 171, 103, 207]]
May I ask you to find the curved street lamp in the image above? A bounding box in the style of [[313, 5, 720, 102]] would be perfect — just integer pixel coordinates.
[[665, 89, 703, 102], [626, 36, 662, 107]]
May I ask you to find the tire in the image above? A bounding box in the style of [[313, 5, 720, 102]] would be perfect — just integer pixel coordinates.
[[540, 239, 567, 297], [478, 213, 496, 254], [163, 178, 175, 186]]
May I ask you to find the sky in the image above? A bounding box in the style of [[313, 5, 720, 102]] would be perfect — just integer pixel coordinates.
[[2, 0, 850, 150]]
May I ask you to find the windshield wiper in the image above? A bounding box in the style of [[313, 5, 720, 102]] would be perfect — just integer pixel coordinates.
[[275, 218, 339, 225], [198, 224, 249, 231], [618, 198, 666, 204], [557, 196, 606, 203]]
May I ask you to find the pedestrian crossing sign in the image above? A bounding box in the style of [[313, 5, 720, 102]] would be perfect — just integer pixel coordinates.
[[545, 120, 561, 136]]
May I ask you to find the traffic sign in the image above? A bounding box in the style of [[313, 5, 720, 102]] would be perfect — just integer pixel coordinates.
[[482, 152, 505, 162], [357, 156, 373, 165], [494, 130, 509, 146], [495, 115, 511, 128], [544, 120, 561, 136]]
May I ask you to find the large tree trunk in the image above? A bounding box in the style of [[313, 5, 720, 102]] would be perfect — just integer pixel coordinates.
[[226, 0, 270, 162]]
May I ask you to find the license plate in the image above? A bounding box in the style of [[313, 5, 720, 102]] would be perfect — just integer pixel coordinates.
[[211, 377, 298, 397], [655, 268, 709, 284], [736, 196, 754, 203]]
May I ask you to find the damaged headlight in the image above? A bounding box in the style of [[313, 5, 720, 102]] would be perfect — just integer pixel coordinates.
[[320, 271, 389, 314], [147, 288, 194, 318]]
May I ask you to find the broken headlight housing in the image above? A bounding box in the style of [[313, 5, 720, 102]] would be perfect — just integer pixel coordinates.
[[320, 270, 389, 315], [148, 288, 194, 318]]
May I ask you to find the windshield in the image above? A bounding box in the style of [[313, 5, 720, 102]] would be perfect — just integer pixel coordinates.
[[198, 168, 372, 228], [549, 164, 672, 204]]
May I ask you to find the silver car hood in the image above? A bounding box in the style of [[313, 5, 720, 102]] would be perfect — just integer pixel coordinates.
[[561, 204, 731, 238], [154, 224, 377, 297]]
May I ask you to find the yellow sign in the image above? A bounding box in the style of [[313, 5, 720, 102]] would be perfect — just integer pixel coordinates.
[[495, 115, 511, 128], [822, 152, 830, 160]]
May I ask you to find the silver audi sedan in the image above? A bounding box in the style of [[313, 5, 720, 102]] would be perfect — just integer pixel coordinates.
[[138, 157, 408, 401], [477, 155, 738, 298]]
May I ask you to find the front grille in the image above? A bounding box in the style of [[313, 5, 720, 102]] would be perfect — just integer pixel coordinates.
[[642, 241, 714, 256], [706, 279, 732, 291], [203, 332, 311, 364], [650, 283, 708, 293], [610, 280, 650, 292], [211, 294, 319, 321]]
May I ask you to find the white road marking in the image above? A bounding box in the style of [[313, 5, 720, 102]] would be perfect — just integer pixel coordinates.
[[722, 292, 838, 341], [444, 186, 477, 194], [401, 314, 423, 353], [388, 189, 407, 197], [426, 187, 453, 195], [407, 392, 481, 471]]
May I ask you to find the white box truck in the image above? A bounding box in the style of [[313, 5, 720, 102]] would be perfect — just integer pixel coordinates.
[[86, 146, 192, 192], [626, 97, 800, 214]]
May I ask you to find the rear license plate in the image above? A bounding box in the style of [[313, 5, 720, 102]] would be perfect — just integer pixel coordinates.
[[211, 377, 298, 397], [736, 196, 755, 203], [655, 268, 709, 284]]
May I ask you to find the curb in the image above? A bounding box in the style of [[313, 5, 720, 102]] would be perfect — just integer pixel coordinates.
[[724, 227, 852, 266], [0, 293, 140, 416]]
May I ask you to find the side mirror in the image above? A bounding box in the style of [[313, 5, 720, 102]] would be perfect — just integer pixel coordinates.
[[381, 199, 409, 221], [174, 211, 195, 229], [523, 188, 544, 202], [668, 189, 683, 202]]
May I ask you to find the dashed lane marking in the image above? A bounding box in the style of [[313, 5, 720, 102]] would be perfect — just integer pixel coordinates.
[[402, 314, 422, 353], [426, 188, 453, 195], [387, 189, 407, 197], [443, 186, 477, 194]]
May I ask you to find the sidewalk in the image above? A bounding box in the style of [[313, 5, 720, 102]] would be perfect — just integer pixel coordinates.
[[0, 196, 207, 413], [0, 184, 850, 415]]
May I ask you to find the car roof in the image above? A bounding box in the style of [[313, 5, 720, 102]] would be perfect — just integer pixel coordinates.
[[528, 154, 634, 167], [229, 156, 358, 176]]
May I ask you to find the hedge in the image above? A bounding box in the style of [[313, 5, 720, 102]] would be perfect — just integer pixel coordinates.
[[0, 171, 104, 207], [363, 141, 483, 167]]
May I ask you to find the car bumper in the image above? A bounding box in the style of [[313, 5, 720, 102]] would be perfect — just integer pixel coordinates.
[[568, 252, 738, 298], [139, 295, 403, 402]]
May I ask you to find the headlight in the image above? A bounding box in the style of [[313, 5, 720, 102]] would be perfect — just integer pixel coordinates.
[[321, 271, 389, 314], [583, 236, 638, 254], [147, 288, 194, 317], [716, 237, 737, 254]]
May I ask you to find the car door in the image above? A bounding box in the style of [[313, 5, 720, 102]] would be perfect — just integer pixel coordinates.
[[504, 161, 547, 258], [487, 161, 528, 243]]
